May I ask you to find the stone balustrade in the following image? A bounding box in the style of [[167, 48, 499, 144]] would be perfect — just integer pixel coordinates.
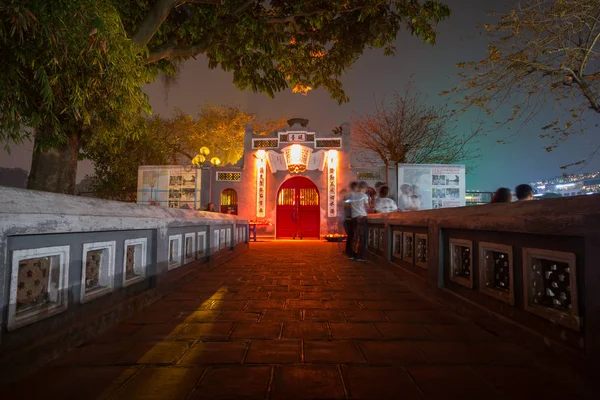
[[0, 187, 248, 384], [365, 194, 600, 379]]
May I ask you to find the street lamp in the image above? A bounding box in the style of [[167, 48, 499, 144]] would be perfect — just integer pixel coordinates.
[[192, 146, 211, 165], [210, 157, 221, 166], [192, 154, 206, 165]]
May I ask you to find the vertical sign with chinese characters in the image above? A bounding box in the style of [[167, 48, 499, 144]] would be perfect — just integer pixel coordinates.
[[256, 157, 266, 218], [327, 150, 338, 217]]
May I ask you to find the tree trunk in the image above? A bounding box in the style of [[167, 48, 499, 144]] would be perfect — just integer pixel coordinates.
[[27, 129, 81, 195]]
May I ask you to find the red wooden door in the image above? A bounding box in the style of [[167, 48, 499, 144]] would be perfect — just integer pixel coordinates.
[[276, 177, 320, 239]]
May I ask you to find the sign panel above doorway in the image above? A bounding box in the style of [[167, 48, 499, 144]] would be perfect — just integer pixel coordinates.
[[251, 135, 342, 149], [265, 146, 326, 173]]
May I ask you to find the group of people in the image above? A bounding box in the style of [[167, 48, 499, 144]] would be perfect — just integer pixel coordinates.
[[342, 181, 398, 261], [398, 183, 422, 211], [491, 184, 534, 203]]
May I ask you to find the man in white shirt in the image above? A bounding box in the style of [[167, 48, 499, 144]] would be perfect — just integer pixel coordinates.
[[349, 183, 369, 218], [345, 181, 369, 261], [375, 185, 398, 213]]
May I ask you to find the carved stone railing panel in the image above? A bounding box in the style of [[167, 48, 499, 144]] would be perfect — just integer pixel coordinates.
[[523, 248, 580, 331], [9, 246, 70, 330], [213, 230, 220, 252], [403, 233, 414, 264], [220, 228, 226, 250], [184, 233, 196, 265], [392, 231, 402, 260], [81, 241, 116, 303], [479, 242, 514, 305], [449, 238, 473, 288], [415, 234, 428, 269], [123, 238, 147, 287], [197, 231, 207, 257], [373, 228, 378, 250], [168, 234, 182, 270]]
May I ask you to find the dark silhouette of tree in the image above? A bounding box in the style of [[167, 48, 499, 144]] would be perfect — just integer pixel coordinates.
[[1, 0, 452, 194]]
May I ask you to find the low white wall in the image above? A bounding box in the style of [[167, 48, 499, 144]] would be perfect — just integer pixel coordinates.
[[0, 186, 248, 347]]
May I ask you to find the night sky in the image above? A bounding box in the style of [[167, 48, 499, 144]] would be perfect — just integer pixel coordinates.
[[2, 0, 599, 191]]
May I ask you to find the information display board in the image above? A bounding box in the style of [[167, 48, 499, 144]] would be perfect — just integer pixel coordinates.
[[397, 164, 466, 210], [137, 165, 201, 209]]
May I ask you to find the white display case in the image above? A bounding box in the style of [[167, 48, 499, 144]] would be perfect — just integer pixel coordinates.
[[137, 165, 202, 209]]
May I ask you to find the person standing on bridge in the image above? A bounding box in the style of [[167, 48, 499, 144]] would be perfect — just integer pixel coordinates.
[[344, 182, 358, 258], [375, 185, 398, 213], [345, 181, 369, 261]]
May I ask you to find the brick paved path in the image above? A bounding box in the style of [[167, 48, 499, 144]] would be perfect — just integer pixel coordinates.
[[6, 242, 583, 399]]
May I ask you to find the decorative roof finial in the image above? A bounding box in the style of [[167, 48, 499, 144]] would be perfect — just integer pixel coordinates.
[[287, 118, 309, 127]]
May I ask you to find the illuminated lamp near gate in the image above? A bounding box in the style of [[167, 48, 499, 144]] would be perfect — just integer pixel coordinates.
[[287, 144, 308, 173], [327, 149, 338, 165]]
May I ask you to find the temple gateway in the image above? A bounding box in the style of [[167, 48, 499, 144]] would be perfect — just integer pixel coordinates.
[[137, 118, 393, 239]]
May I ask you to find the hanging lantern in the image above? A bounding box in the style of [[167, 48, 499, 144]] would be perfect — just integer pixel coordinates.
[[285, 144, 310, 173]]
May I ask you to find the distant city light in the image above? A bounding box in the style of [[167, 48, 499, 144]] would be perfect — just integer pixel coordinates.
[[555, 183, 576, 189], [530, 171, 600, 198]]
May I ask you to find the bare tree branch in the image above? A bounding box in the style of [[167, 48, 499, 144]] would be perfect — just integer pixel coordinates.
[[450, 0, 600, 167], [132, 0, 179, 49], [146, 39, 212, 64], [352, 78, 480, 173]]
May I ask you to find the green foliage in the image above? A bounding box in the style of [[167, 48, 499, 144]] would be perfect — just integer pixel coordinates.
[[1, 0, 451, 144], [84, 103, 285, 199], [0, 0, 151, 151], [83, 115, 180, 201], [183, 103, 286, 166], [2, 0, 452, 193], [124, 0, 452, 104]]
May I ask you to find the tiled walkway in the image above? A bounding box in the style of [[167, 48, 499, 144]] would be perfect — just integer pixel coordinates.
[[6, 242, 583, 399]]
